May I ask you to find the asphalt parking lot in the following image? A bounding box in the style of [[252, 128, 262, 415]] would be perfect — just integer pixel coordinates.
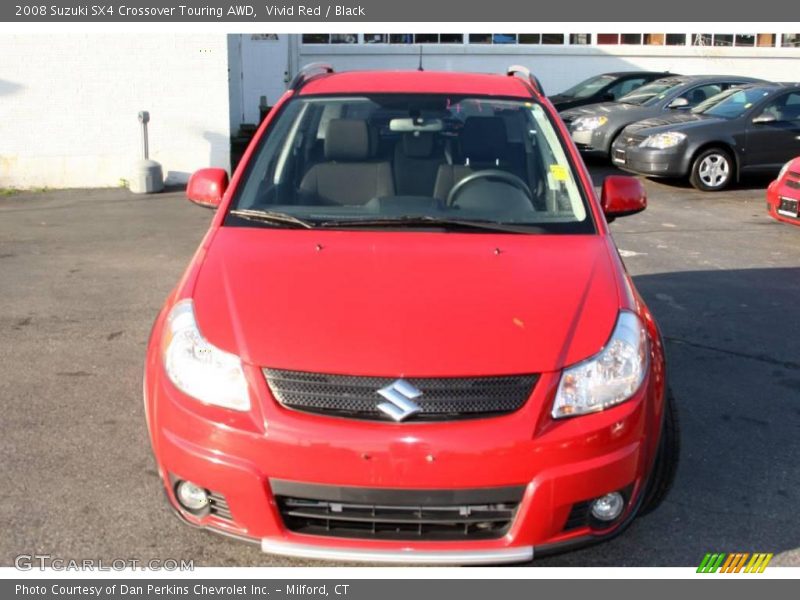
[[1, 166, 798, 568]]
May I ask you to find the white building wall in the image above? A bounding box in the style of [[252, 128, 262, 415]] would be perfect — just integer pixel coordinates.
[[297, 44, 800, 96], [0, 34, 231, 189]]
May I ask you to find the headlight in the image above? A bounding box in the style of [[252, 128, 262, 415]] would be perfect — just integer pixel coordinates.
[[639, 132, 686, 149], [572, 115, 608, 131], [777, 161, 792, 181], [161, 299, 250, 411], [552, 311, 648, 419]]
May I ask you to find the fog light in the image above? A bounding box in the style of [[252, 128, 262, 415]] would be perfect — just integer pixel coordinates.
[[590, 492, 625, 522], [176, 480, 209, 511]]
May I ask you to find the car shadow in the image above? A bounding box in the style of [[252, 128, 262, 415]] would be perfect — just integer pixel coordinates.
[[529, 266, 800, 566]]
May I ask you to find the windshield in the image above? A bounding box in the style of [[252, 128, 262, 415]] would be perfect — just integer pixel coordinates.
[[229, 94, 593, 234], [560, 75, 616, 99], [618, 79, 684, 106], [693, 87, 774, 119]]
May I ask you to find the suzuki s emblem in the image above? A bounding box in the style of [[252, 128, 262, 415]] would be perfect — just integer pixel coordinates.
[[376, 379, 422, 422]]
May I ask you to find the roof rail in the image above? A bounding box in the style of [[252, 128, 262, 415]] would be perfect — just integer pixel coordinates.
[[506, 65, 544, 96], [289, 63, 335, 91]]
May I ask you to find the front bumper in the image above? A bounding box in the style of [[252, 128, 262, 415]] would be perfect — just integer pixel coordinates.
[[570, 128, 613, 156], [145, 354, 665, 563], [767, 179, 800, 226], [610, 141, 686, 178]]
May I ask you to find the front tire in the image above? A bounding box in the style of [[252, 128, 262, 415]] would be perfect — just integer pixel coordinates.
[[689, 148, 734, 191], [639, 387, 680, 516]]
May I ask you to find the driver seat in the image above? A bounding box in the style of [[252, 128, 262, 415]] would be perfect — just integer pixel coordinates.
[[432, 116, 511, 202]]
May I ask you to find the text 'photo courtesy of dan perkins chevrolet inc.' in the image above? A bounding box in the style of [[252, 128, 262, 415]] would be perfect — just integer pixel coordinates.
[[1, 0, 799, 596]]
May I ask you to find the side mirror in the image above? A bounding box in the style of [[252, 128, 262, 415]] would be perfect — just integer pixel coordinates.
[[601, 175, 647, 222], [752, 113, 778, 125], [667, 97, 690, 109], [186, 168, 228, 209], [602, 92, 616, 102]]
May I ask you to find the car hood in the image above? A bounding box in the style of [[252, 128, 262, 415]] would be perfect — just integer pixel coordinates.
[[549, 94, 579, 110], [623, 112, 727, 135], [192, 228, 622, 376], [560, 102, 651, 121]]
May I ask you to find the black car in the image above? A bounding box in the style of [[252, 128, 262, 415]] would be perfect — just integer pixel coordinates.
[[549, 71, 670, 111], [611, 83, 800, 191], [560, 75, 763, 158]]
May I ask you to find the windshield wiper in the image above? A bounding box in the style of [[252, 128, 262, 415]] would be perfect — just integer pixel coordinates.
[[229, 208, 314, 229], [318, 215, 541, 234]]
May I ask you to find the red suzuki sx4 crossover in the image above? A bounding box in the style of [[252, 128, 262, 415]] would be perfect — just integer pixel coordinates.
[[144, 66, 679, 564]]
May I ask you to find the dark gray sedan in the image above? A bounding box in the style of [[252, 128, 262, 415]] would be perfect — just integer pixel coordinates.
[[560, 75, 762, 158], [611, 83, 800, 191]]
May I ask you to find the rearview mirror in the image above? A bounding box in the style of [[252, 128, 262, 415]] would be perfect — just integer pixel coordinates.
[[752, 113, 778, 125], [667, 97, 690, 109], [186, 168, 228, 209], [601, 176, 647, 222]]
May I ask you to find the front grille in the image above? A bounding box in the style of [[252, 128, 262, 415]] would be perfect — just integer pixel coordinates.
[[264, 369, 537, 421], [272, 480, 524, 541]]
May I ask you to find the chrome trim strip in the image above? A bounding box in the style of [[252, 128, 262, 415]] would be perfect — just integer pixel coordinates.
[[260, 539, 533, 565]]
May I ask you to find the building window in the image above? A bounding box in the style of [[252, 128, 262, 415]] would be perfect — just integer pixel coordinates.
[[597, 34, 619, 45], [569, 34, 591, 45], [621, 34, 643, 45], [493, 34, 517, 44], [414, 34, 439, 44], [692, 34, 712, 46], [541, 34, 565, 45], [468, 34, 493, 44], [440, 34, 464, 44], [783, 34, 800, 47], [665, 34, 687, 46], [364, 34, 387, 44], [518, 34, 541, 44], [756, 34, 776, 47], [301, 34, 330, 44], [735, 34, 756, 47], [389, 34, 413, 44], [330, 34, 358, 44], [714, 34, 734, 47]]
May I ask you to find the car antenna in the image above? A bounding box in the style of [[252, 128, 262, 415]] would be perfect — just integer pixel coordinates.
[[418, 46, 424, 71]]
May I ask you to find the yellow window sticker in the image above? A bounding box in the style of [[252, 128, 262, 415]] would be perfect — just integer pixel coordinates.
[[550, 164, 568, 181]]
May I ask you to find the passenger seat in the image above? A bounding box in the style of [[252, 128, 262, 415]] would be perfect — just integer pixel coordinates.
[[299, 119, 394, 205]]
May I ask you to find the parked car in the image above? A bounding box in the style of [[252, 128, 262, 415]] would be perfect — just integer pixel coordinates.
[[767, 156, 800, 225], [611, 83, 800, 191], [143, 65, 678, 565], [549, 71, 671, 112], [561, 75, 763, 158]]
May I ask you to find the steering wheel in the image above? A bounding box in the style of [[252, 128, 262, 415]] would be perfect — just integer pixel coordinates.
[[446, 169, 533, 207]]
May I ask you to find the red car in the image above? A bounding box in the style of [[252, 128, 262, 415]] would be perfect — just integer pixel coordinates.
[[144, 65, 679, 564], [767, 157, 800, 226]]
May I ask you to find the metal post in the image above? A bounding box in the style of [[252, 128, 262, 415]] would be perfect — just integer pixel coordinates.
[[138, 111, 150, 160]]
